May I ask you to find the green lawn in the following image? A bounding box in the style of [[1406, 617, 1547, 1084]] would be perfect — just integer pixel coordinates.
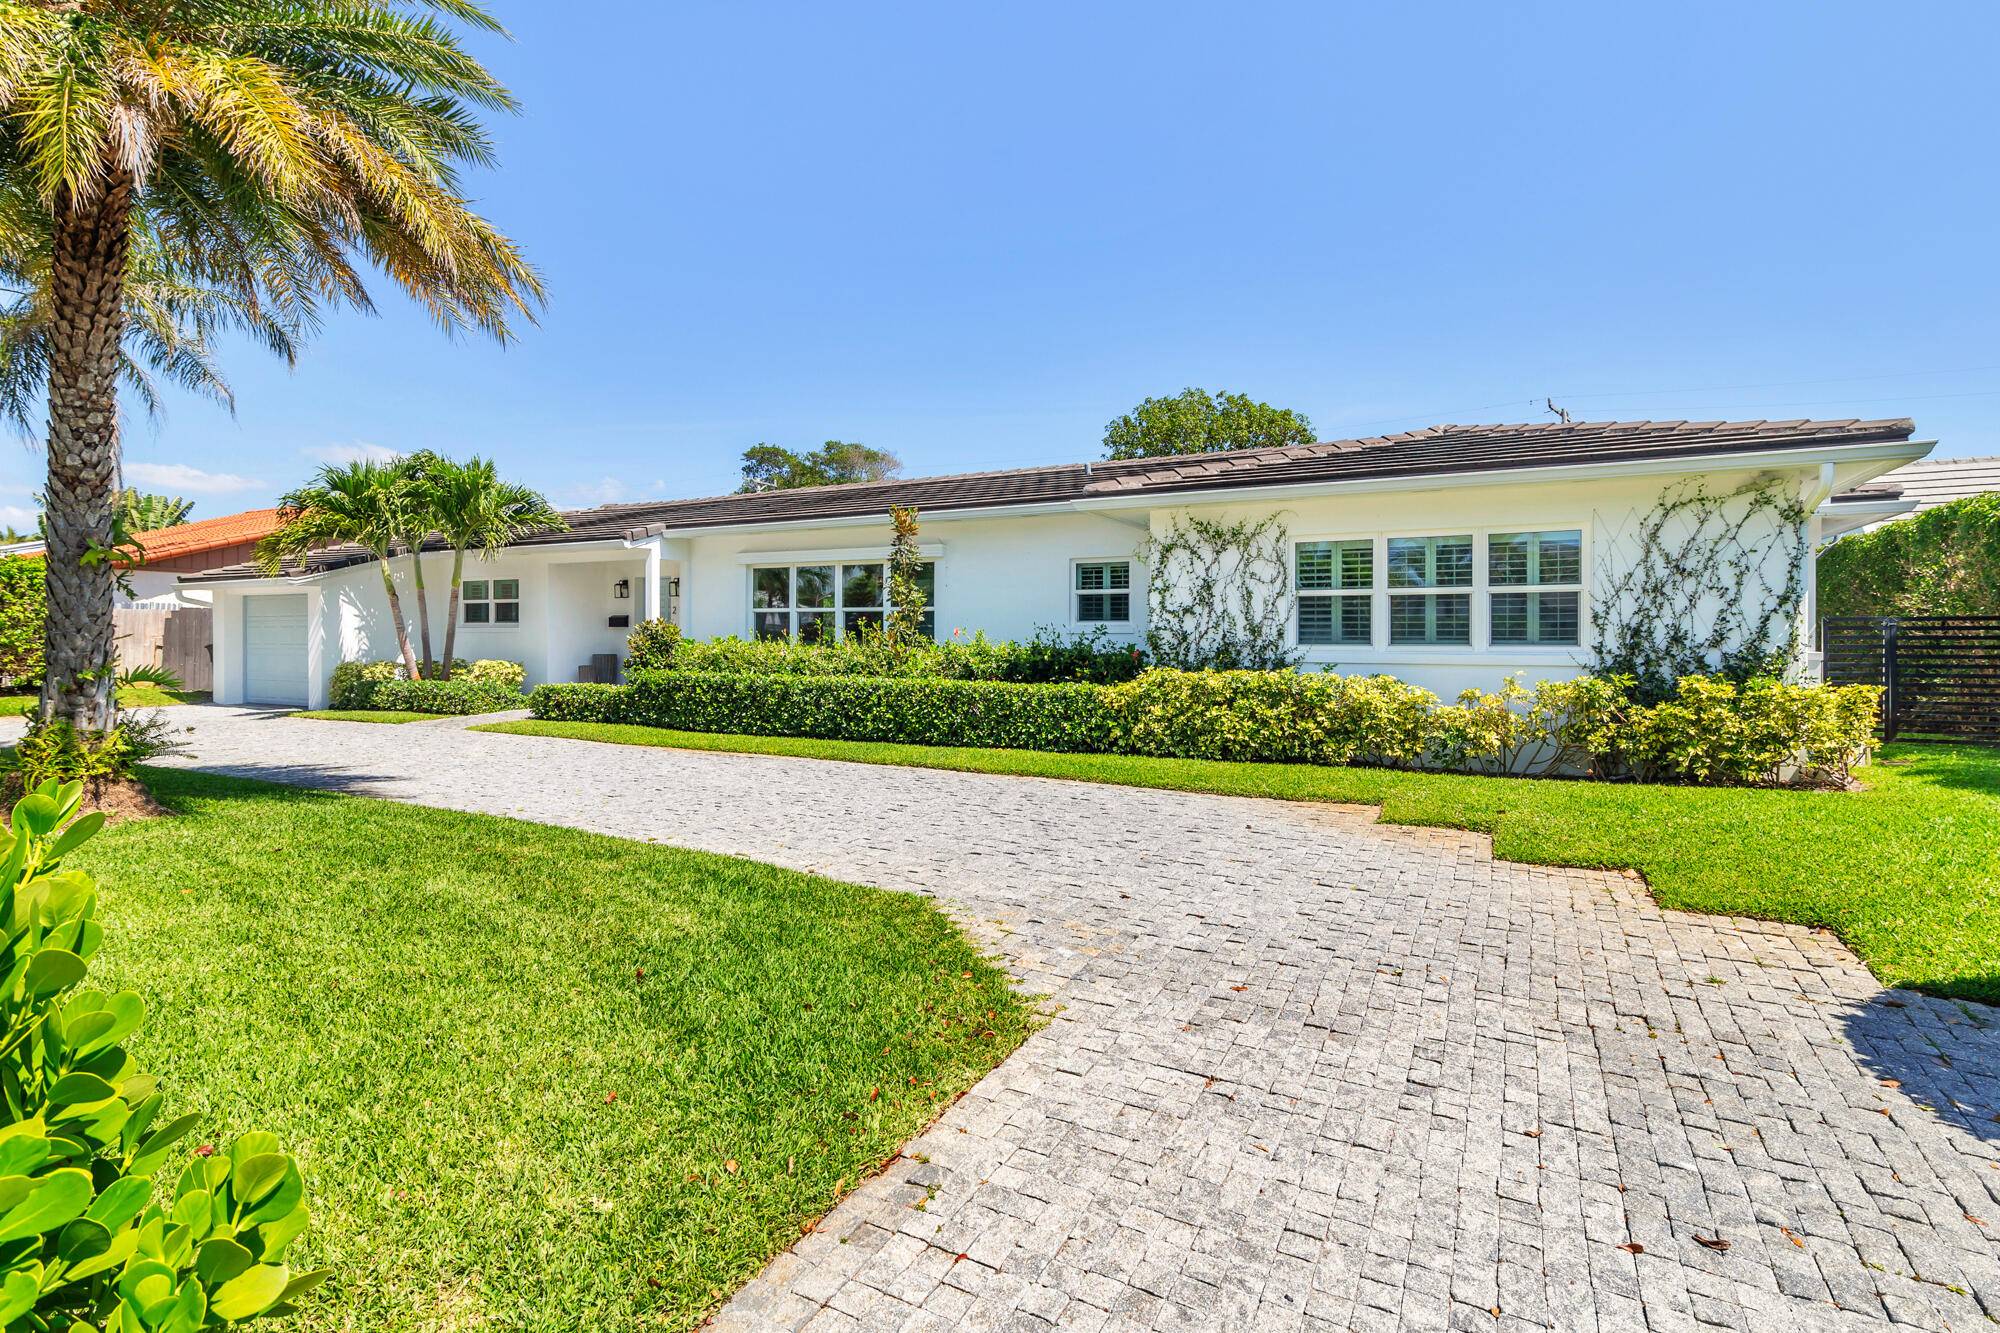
[[292, 708, 450, 724], [0, 685, 208, 715], [475, 720, 2000, 1005], [74, 768, 1035, 1331]]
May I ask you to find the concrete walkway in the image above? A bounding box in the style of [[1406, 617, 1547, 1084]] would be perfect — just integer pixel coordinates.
[[19, 706, 2000, 1332]]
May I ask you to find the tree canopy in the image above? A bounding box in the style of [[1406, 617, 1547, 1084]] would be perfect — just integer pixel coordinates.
[[120, 490, 192, 531], [738, 441, 902, 492], [1817, 493, 2000, 617], [1102, 388, 1316, 461]]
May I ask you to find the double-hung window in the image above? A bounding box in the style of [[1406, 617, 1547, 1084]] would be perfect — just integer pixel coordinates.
[[1387, 535, 1473, 645], [751, 562, 934, 641], [1296, 540, 1372, 645], [461, 578, 520, 625], [1074, 561, 1131, 624], [1488, 530, 1582, 645]]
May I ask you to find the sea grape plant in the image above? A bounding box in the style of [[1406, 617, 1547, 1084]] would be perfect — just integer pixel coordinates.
[[0, 780, 324, 1329]]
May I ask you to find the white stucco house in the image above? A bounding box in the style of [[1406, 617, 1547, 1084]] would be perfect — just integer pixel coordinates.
[[183, 418, 1932, 709]]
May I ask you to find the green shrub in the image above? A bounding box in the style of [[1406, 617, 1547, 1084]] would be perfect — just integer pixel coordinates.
[[330, 659, 523, 712], [0, 780, 326, 1328], [1620, 675, 1880, 786], [5, 715, 188, 795], [1818, 492, 2000, 617], [1103, 670, 1432, 766], [658, 627, 1145, 685], [624, 619, 682, 672], [525, 683, 628, 723], [0, 557, 44, 689], [615, 670, 1116, 751]]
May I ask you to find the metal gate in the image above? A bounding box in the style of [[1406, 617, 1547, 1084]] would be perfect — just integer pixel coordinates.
[[1822, 616, 2000, 743]]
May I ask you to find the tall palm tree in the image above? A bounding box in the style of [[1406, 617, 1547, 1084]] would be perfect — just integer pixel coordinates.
[[259, 459, 422, 679], [407, 452, 563, 678], [0, 0, 543, 729]]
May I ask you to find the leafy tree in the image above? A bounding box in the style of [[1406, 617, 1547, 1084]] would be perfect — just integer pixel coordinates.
[[885, 504, 926, 643], [118, 489, 192, 532], [0, 523, 33, 543], [1818, 493, 2000, 617], [738, 441, 901, 492], [260, 460, 424, 680], [0, 0, 543, 733], [1102, 388, 1316, 461], [406, 452, 565, 678]]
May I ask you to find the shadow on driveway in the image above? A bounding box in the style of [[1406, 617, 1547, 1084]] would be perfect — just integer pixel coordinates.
[[1843, 989, 2000, 1147]]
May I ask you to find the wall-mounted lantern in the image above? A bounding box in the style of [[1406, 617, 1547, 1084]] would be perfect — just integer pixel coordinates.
[[613, 578, 631, 599], [667, 577, 681, 597]]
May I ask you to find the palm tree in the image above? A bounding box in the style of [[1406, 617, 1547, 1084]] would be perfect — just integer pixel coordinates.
[[407, 452, 564, 678], [0, 0, 543, 730], [119, 491, 192, 531], [259, 460, 422, 680]]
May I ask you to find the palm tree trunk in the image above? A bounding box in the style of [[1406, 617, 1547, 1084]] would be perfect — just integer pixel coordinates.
[[410, 547, 434, 678], [378, 558, 421, 679], [439, 547, 465, 680], [40, 169, 137, 732]]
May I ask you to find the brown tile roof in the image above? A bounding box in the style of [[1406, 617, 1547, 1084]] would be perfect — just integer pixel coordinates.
[[183, 418, 1917, 583], [123, 508, 281, 563]]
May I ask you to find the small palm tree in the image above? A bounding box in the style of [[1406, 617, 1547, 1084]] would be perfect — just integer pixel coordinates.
[[408, 453, 564, 678], [119, 491, 193, 531], [258, 460, 423, 680], [0, 0, 543, 729]]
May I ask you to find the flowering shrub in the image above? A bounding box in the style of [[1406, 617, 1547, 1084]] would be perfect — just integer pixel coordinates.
[[0, 780, 325, 1328], [528, 668, 1879, 788]]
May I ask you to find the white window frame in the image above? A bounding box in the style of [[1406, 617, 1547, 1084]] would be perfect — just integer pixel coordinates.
[[1288, 523, 1592, 658], [1486, 529, 1586, 647], [1295, 539, 1375, 647], [1070, 558, 1134, 627], [747, 560, 935, 642], [461, 576, 521, 627]]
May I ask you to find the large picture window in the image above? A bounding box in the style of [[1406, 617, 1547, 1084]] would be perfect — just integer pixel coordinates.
[[1073, 561, 1131, 624], [1296, 540, 1372, 645], [1488, 530, 1582, 645], [751, 562, 934, 641], [1387, 535, 1473, 645], [461, 578, 520, 625]]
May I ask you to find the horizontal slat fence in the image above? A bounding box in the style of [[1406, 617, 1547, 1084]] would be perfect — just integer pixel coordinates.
[[1822, 615, 2000, 743]]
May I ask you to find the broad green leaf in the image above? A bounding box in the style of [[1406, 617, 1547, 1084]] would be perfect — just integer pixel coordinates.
[[228, 1133, 279, 1172], [47, 1072, 117, 1106], [0, 1177, 34, 1215], [56, 1216, 111, 1266], [194, 1236, 252, 1284], [24, 949, 86, 998], [66, 1225, 140, 1280], [276, 1267, 331, 1302], [11, 794, 60, 839], [0, 1267, 38, 1322], [249, 1200, 307, 1262], [158, 1278, 205, 1333], [0, 1135, 50, 1179], [240, 1157, 300, 1224], [0, 1169, 92, 1242], [128, 1113, 198, 1176], [209, 1263, 289, 1322], [86, 1176, 153, 1230], [170, 1188, 212, 1236], [43, 812, 105, 862]]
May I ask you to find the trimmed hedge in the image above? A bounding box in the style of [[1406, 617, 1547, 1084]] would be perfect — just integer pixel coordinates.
[[329, 658, 526, 715], [529, 668, 1881, 788], [622, 619, 1147, 685], [0, 555, 43, 687], [1818, 492, 2000, 617]]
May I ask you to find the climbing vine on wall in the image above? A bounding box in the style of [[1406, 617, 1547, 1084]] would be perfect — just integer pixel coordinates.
[[1138, 512, 1301, 671], [1590, 478, 1809, 700]]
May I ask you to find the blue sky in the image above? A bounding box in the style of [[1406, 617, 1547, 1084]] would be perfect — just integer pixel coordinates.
[[3, 0, 1996, 530]]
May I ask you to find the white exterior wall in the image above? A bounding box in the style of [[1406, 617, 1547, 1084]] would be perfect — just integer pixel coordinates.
[[678, 511, 1151, 647]]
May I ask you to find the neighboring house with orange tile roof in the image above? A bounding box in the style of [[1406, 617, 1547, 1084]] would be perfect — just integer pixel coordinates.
[[1, 508, 282, 607]]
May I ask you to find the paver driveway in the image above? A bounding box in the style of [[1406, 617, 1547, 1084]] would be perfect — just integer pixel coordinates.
[[26, 707, 2000, 1331]]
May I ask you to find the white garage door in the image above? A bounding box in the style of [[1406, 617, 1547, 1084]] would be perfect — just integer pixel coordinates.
[[243, 595, 308, 707]]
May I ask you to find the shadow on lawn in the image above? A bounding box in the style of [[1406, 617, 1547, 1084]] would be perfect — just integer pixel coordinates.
[[146, 759, 407, 803], [1842, 990, 2000, 1147]]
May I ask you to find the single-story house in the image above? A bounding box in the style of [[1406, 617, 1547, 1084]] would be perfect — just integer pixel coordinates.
[[1818, 453, 2000, 537], [182, 418, 1933, 710], [1, 507, 282, 607]]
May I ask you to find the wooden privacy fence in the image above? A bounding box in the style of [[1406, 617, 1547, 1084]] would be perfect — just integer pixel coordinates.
[[1822, 615, 2000, 743], [112, 605, 212, 693]]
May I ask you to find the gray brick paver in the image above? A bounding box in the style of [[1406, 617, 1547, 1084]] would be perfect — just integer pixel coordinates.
[[114, 708, 2000, 1332]]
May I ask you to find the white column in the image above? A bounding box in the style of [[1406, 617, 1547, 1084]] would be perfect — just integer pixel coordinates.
[[643, 540, 662, 622]]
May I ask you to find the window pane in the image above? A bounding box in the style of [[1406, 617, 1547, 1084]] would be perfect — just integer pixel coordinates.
[[1390, 593, 1470, 645], [1296, 543, 1334, 592], [798, 610, 834, 643], [795, 565, 834, 608], [463, 580, 488, 601], [754, 611, 790, 641], [1299, 595, 1333, 645], [495, 601, 520, 625], [1538, 532, 1582, 585], [1106, 593, 1130, 622], [464, 602, 490, 624], [1106, 562, 1131, 591], [1337, 595, 1371, 644], [1492, 590, 1580, 645], [752, 567, 790, 609], [1076, 563, 1106, 592], [843, 609, 884, 636], [1538, 591, 1580, 644], [493, 579, 519, 600], [1491, 592, 1529, 643], [842, 564, 884, 607], [1387, 536, 1472, 589], [916, 610, 936, 641], [1077, 592, 1107, 622], [1337, 541, 1372, 591], [1488, 534, 1531, 586], [914, 562, 936, 602]]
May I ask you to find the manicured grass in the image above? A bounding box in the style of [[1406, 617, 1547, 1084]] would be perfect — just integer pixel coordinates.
[[292, 708, 449, 723], [0, 685, 207, 715], [476, 720, 2000, 1005], [74, 768, 1035, 1331]]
